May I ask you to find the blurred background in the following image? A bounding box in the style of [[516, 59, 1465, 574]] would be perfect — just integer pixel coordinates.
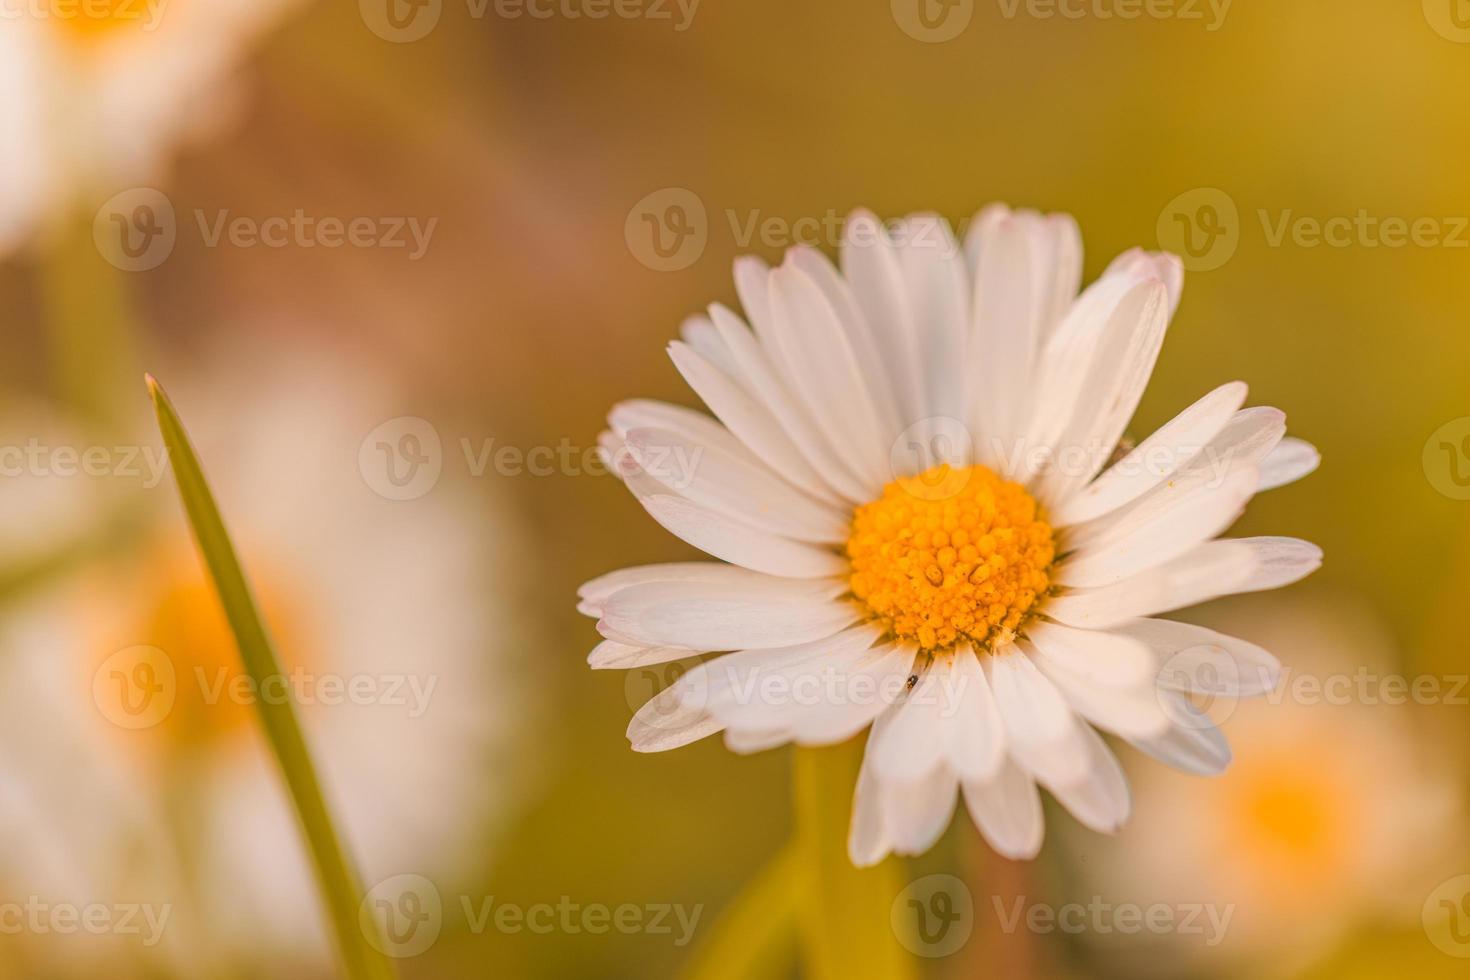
[[2, 0, 1470, 976]]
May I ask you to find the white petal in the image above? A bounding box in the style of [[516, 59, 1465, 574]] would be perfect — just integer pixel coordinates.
[[961, 757, 1044, 860], [945, 645, 1008, 781], [1053, 464, 1259, 588], [708, 297, 873, 503], [987, 647, 1090, 786], [786, 245, 903, 443], [1258, 436, 1320, 491], [623, 426, 848, 543], [1039, 279, 1172, 502], [667, 338, 843, 505], [893, 214, 969, 423], [967, 208, 1083, 463], [1103, 248, 1184, 318], [700, 636, 916, 744], [679, 315, 741, 378], [1127, 698, 1232, 776], [849, 724, 895, 867], [578, 562, 768, 617], [588, 640, 697, 670], [1027, 639, 1171, 740], [868, 647, 1005, 784], [627, 685, 722, 753], [1116, 618, 1282, 696], [1035, 725, 1131, 834], [1044, 536, 1321, 629], [1052, 381, 1248, 526], [1023, 621, 1154, 689], [635, 493, 848, 579], [840, 209, 927, 425], [881, 761, 959, 856], [765, 262, 889, 491], [724, 726, 794, 755], [600, 578, 851, 650], [1016, 267, 1168, 487]]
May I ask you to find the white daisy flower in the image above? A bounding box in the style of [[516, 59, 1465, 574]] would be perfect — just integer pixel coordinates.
[[1058, 595, 1463, 974], [0, 0, 303, 252], [579, 205, 1322, 866]]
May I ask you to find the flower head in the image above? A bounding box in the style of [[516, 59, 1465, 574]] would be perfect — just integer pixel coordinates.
[[581, 205, 1320, 865]]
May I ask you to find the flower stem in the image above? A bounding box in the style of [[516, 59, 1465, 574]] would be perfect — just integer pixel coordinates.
[[792, 741, 918, 980]]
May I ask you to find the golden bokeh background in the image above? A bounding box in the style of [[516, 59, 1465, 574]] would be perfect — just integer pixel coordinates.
[[2, 1, 1469, 977]]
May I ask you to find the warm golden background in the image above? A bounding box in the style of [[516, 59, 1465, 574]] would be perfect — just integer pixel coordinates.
[[3, 1, 1470, 977]]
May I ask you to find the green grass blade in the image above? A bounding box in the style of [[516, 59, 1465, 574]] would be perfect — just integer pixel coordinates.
[[147, 375, 396, 980], [676, 841, 800, 980], [793, 741, 917, 980]]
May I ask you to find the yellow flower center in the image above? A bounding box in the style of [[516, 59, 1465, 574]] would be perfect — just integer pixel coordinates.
[[847, 464, 1056, 653]]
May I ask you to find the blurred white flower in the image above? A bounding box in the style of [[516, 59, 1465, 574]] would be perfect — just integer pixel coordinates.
[[1057, 594, 1463, 974], [0, 0, 305, 253], [0, 341, 536, 973]]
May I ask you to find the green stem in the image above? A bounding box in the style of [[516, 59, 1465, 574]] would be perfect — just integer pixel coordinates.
[[792, 742, 917, 980], [147, 376, 395, 980], [676, 841, 801, 980]]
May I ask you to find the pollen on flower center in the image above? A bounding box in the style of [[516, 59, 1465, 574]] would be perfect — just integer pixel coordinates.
[[846, 464, 1056, 653]]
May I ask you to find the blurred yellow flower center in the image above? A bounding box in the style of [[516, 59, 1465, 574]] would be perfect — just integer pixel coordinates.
[[847, 464, 1055, 652], [49, 0, 149, 41]]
